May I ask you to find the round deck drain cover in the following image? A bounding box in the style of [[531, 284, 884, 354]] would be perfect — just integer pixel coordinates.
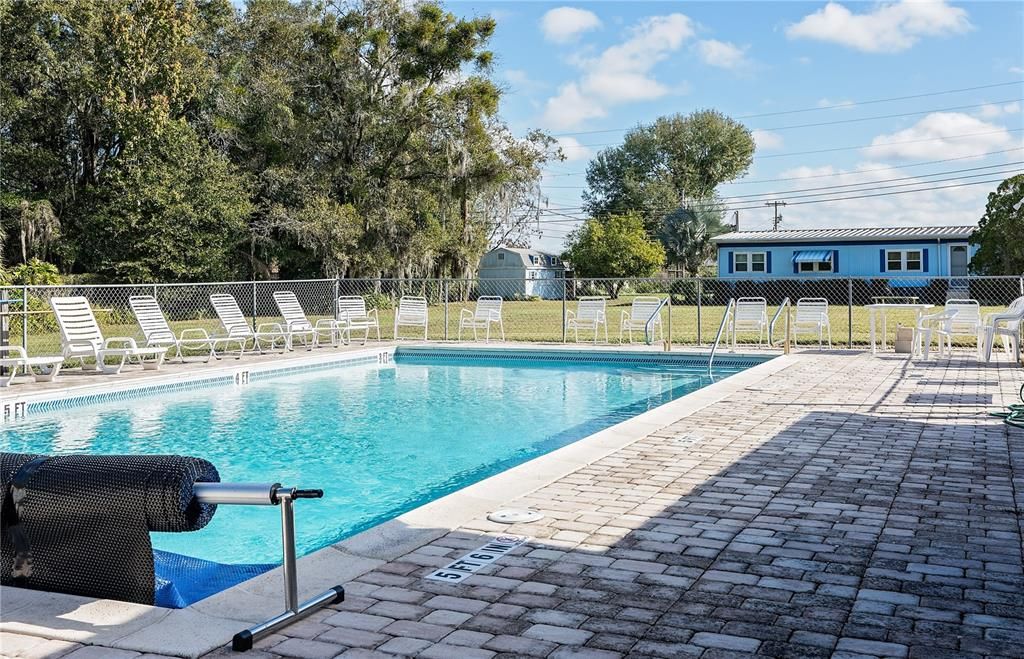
[[488, 509, 544, 524]]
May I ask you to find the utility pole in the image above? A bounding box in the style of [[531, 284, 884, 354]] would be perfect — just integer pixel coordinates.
[[765, 200, 787, 231]]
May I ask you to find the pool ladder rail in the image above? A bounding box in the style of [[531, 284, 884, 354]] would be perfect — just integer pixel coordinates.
[[191, 482, 345, 652]]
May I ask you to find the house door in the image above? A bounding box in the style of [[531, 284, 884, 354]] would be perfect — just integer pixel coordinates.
[[950, 245, 969, 276]]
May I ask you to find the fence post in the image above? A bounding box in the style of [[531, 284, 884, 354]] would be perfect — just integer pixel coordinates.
[[696, 278, 703, 346], [251, 280, 257, 331], [847, 278, 854, 349], [561, 278, 567, 343], [666, 289, 672, 351], [443, 280, 449, 341], [21, 285, 28, 351], [333, 276, 339, 316]]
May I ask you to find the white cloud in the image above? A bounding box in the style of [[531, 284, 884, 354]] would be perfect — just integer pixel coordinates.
[[553, 136, 593, 162], [541, 13, 694, 130], [1011, 66, 1024, 75], [540, 7, 602, 44], [752, 130, 784, 151], [864, 112, 1016, 160], [786, 1, 972, 53], [771, 161, 995, 229], [696, 39, 750, 70], [817, 98, 855, 110], [977, 102, 1021, 119]]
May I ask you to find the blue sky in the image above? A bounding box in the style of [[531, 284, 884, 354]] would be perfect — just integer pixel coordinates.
[[445, 1, 1024, 251]]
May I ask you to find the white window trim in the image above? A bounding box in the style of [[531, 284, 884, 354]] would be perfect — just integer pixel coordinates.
[[799, 260, 833, 273], [886, 249, 923, 273], [734, 251, 766, 273]]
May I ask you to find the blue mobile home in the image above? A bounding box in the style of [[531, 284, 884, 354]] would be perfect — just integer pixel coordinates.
[[712, 226, 977, 286]]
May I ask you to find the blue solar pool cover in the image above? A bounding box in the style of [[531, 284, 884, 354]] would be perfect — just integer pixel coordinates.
[[153, 549, 274, 608]]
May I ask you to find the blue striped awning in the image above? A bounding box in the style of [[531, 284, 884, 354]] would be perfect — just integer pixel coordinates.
[[792, 250, 833, 263]]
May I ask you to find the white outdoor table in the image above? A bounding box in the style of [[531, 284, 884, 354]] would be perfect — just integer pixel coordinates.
[[866, 303, 934, 354]]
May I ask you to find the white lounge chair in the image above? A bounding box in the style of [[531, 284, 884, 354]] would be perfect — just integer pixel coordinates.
[[272, 291, 340, 349], [792, 298, 831, 349], [619, 296, 664, 344], [982, 295, 1024, 363], [209, 294, 288, 353], [336, 296, 380, 343], [0, 346, 63, 387], [458, 296, 504, 342], [394, 296, 428, 340], [728, 297, 768, 349], [566, 296, 608, 344], [50, 296, 167, 374], [944, 299, 983, 357], [129, 295, 245, 362]]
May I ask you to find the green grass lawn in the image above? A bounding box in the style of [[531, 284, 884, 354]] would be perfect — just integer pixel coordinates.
[[10, 294, 1001, 357]]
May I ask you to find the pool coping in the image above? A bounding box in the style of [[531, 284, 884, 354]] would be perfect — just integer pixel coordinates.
[[0, 344, 793, 658]]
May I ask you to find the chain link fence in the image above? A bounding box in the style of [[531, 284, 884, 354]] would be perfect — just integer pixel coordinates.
[[2, 275, 1022, 357]]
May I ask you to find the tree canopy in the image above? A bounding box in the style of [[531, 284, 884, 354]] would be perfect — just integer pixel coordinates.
[[660, 200, 732, 276], [583, 109, 755, 231], [970, 174, 1024, 275], [561, 213, 665, 297], [0, 0, 558, 282]]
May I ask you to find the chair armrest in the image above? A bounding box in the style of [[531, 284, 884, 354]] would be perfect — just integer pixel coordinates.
[[178, 328, 211, 340], [285, 320, 311, 332], [103, 337, 139, 349], [314, 318, 337, 329], [565, 310, 576, 321], [367, 309, 379, 321], [460, 308, 473, 319], [0, 345, 27, 359], [257, 322, 284, 334], [621, 311, 630, 323]]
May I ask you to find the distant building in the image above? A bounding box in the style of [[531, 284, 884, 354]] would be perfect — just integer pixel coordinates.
[[711, 226, 977, 286], [477, 247, 567, 299]]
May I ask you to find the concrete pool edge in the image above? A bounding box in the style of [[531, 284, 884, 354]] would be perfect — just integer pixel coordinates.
[[0, 346, 792, 658]]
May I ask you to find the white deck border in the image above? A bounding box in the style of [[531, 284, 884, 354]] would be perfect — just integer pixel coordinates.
[[0, 345, 792, 658]]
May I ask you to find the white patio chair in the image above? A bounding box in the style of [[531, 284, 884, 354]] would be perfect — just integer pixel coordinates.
[[944, 299, 983, 357], [50, 296, 167, 374], [458, 296, 504, 342], [129, 295, 245, 362], [982, 295, 1024, 363], [619, 296, 664, 344], [566, 296, 608, 344], [792, 298, 831, 349], [272, 290, 340, 349], [728, 297, 768, 349], [209, 294, 288, 353], [336, 296, 380, 344], [0, 346, 63, 387], [910, 308, 959, 360], [394, 296, 428, 340]]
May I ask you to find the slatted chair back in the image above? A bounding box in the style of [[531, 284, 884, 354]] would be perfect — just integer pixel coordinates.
[[50, 296, 104, 353], [397, 296, 428, 322], [734, 297, 767, 328], [474, 296, 503, 321], [576, 297, 606, 322], [629, 297, 663, 323], [945, 299, 980, 333], [336, 296, 369, 320], [795, 298, 828, 325], [273, 291, 312, 330], [129, 296, 175, 345], [210, 294, 253, 337]]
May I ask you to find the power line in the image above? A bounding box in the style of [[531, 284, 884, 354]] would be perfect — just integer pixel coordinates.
[[550, 80, 1023, 136], [532, 175, 1018, 220], [556, 117, 1022, 150], [541, 147, 1024, 181], [543, 161, 1023, 199]]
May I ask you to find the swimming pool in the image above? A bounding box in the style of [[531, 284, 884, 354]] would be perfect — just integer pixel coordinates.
[[1, 348, 765, 568]]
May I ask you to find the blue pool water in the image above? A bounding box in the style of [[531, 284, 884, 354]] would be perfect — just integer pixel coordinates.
[[0, 352, 760, 566]]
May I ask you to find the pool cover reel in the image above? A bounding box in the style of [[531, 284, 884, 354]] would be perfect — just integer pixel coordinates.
[[1, 452, 219, 604]]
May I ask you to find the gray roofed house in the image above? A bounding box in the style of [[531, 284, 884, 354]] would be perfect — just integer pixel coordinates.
[[477, 246, 567, 300]]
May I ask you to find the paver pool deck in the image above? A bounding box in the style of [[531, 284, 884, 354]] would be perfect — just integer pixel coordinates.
[[2, 349, 1023, 659]]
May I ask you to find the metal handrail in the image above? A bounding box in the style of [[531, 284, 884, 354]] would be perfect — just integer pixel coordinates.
[[708, 298, 735, 371], [644, 297, 670, 345], [769, 297, 791, 346]]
